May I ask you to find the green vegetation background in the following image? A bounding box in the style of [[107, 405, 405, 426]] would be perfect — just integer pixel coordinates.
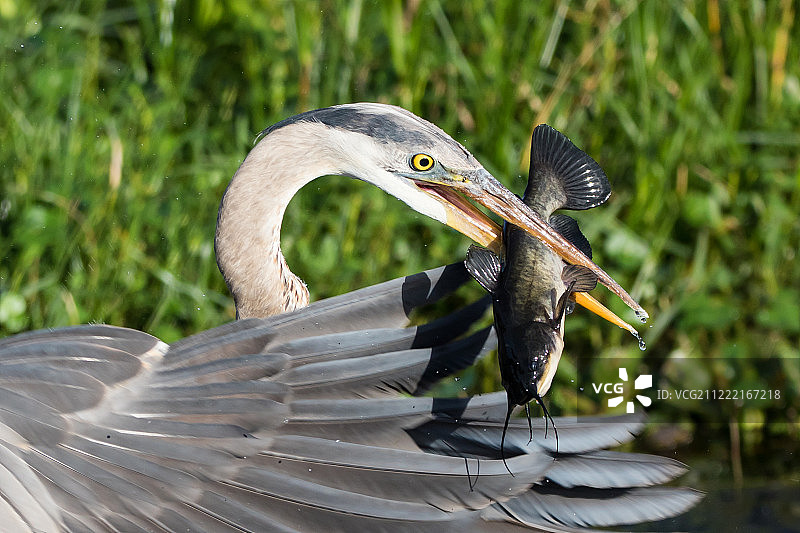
[[1, 1, 798, 482]]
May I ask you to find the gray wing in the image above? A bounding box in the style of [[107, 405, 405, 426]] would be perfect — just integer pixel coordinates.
[[0, 263, 700, 532]]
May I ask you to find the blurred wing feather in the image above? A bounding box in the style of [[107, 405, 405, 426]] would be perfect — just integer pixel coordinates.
[[0, 264, 698, 532]]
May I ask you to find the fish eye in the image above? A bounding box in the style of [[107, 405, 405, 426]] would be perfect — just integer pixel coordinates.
[[410, 153, 435, 171]]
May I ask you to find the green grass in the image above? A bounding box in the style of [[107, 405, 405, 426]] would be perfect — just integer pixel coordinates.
[[1, 1, 798, 475]]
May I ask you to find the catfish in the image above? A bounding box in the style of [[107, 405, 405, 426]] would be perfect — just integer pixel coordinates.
[[465, 124, 610, 474]]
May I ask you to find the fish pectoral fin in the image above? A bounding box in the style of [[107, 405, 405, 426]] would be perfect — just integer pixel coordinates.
[[529, 124, 611, 211], [553, 277, 587, 326], [561, 263, 599, 293], [464, 244, 501, 293], [549, 214, 592, 259]]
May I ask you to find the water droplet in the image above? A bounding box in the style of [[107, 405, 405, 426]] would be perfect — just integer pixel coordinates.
[[633, 331, 646, 351]]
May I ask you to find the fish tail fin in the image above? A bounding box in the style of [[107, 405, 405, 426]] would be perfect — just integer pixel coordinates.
[[465, 245, 501, 294], [527, 124, 611, 211]]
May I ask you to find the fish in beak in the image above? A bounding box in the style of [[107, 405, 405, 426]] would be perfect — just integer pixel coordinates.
[[464, 124, 642, 474], [411, 163, 647, 331]]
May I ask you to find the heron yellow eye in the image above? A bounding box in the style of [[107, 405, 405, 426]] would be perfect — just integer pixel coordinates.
[[410, 153, 435, 171]]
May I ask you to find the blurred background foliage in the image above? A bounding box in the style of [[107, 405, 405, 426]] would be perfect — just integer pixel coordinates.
[[1, 0, 798, 490]]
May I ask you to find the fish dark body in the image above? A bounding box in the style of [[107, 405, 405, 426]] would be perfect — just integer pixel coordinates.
[[465, 124, 610, 471]]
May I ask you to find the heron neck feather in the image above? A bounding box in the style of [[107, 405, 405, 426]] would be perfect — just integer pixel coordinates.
[[215, 123, 342, 318]]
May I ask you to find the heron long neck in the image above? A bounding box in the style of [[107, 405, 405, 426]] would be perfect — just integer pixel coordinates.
[[215, 124, 342, 318]]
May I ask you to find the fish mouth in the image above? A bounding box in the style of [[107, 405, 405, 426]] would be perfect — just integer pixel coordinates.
[[411, 173, 647, 332]]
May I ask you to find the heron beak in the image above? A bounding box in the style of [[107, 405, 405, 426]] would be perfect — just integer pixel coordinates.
[[414, 181, 505, 253], [413, 168, 648, 326]]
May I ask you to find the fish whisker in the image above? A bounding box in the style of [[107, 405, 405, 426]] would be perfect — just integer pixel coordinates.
[[524, 402, 533, 444], [442, 439, 479, 491], [501, 400, 515, 477], [533, 393, 559, 455]]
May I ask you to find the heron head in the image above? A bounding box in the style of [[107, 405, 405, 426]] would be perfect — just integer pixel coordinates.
[[251, 103, 645, 324], [262, 103, 566, 256]]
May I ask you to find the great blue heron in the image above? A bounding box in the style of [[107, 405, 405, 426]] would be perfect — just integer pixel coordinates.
[[0, 103, 698, 532], [215, 103, 646, 326]]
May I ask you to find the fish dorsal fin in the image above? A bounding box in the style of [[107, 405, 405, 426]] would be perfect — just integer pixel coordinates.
[[464, 245, 501, 294], [549, 214, 592, 259], [561, 264, 599, 293], [525, 124, 611, 213]]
